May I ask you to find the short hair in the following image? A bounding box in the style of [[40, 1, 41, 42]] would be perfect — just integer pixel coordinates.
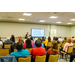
[[64, 37, 67, 40], [66, 38, 72, 43], [15, 37, 19, 42], [30, 37, 33, 40], [72, 36, 74, 38], [16, 42, 23, 50], [35, 40, 42, 47], [25, 37, 27, 39], [53, 36, 55, 40], [7, 37, 10, 40], [55, 37, 58, 41]]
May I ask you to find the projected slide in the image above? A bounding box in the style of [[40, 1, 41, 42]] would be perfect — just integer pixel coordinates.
[[31, 29, 45, 37]]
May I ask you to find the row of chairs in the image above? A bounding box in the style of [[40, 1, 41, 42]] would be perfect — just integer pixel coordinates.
[[0, 48, 59, 62]]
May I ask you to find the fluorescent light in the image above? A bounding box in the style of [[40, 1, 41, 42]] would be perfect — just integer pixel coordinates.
[[39, 20, 45, 22], [67, 23, 72, 24], [49, 16, 58, 19], [23, 13, 32, 16], [19, 18, 25, 20], [70, 19, 75, 21], [56, 22, 62, 23]]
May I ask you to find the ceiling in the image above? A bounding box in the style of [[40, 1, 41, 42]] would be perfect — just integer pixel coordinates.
[[0, 12, 75, 25]]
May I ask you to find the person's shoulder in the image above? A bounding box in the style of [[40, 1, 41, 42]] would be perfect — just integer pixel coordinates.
[[10, 51, 17, 55]]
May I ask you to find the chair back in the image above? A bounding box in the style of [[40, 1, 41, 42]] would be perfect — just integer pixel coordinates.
[[67, 46, 73, 53], [4, 44, 11, 49], [47, 42, 51, 47], [48, 54, 59, 62], [62, 43, 65, 47], [58, 44, 60, 50], [0, 45, 2, 48], [18, 56, 31, 62], [25, 48, 32, 54], [35, 55, 46, 62], [73, 43, 75, 47], [0, 49, 9, 56], [14, 49, 17, 52]]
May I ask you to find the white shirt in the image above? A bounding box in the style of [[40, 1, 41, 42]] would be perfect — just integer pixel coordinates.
[[58, 38, 63, 42]]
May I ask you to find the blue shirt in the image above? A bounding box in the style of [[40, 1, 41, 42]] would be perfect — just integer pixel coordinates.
[[34, 43, 44, 47], [10, 49, 30, 59]]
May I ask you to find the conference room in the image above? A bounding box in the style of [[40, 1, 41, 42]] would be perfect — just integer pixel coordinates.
[[0, 12, 75, 62]]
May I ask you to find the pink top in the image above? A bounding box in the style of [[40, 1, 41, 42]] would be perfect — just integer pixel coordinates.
[[63, 43, 73, 52], [23, 43, 34, 49]]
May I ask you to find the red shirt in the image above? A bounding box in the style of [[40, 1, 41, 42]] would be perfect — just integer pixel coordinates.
[[47, 48, 59, 56], [31, 47, 46, 58]]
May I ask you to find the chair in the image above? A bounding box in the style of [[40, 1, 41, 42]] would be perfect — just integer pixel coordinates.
[[42, 41, 45, 44], [60, 42, 62, 46], [25, 48, 32, 54], [60, 46, 73, 61], [0, 45, 2, 48], [14, 49, 17, 52], [4, 44, 11, 49], [46, 42, 51, 49], [18, 56, 31, 62], [35, 54, 46, 62], [48, 54, 59, 62], [0, 49, 9, 56], [73, 43, 75, 47], [62, 43, 65, 48], [58, 44, 60, 50]]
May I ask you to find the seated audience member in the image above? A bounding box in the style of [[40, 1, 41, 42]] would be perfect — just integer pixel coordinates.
[[10, 37, 19, 53], [70, 53, 75, 62], [55, 37, 60, 44], [44, 36, 51, 50], [0, 37, 3, 46], [3, 37, 12, 48], [61, 37, 73, 58], [31, 40, 46, 61], [63, 37, 67, 43], [58, 36, 63, 42], [10, 35, 15, 43], [10, 42, 30, 60], [46, 40, 59, 61], [23, 38, 33, 48], [42, 37, 45, 42], [34, 39, 44, 48], [53, 36, 55, 40], [4, 37, 12, 44], [24, 36, 27, 43], [18, 36, 24, 43], [30, 37, 35, 46]]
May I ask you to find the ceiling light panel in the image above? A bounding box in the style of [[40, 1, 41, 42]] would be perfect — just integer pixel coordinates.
[[23, 13, 32, 16], [19, 18, 25, 20], [49, 16, 58, 19]]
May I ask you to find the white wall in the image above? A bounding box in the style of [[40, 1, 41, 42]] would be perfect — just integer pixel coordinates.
[[69, 26, 75, 37], [0, 22, 71, 41]]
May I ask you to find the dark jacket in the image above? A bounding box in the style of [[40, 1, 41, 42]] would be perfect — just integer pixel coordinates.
[[3, 40, 12, 48], [10, 42, 17, 53], [4, 39, 12, 44]]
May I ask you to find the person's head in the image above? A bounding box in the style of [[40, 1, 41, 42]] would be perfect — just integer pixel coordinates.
[[11, 35, 15, 39], [72, 36, 74, 38], [51, 40, 58, 52], [66, 38, 72, 43], [38, 37, 42, 42], [59, 36, 61, 38], [16, 42, 23, 50], [64, 37, 67, 40], [30, 37, 33, 40], [18, 36, 23, 42], [25, 37, 27, 39], [48, 36, 51, 42], [35, 39, 42, 47], [27, 32, 28, 35], [26, 38, 32, 48], [15, 37, 19, 43], [55, 37, 58, 41], [53, 36, 55, 40], [7, 37, 10, 40]]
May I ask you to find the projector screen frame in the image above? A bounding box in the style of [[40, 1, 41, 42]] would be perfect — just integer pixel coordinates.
[[31, 28, 45, 38]]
